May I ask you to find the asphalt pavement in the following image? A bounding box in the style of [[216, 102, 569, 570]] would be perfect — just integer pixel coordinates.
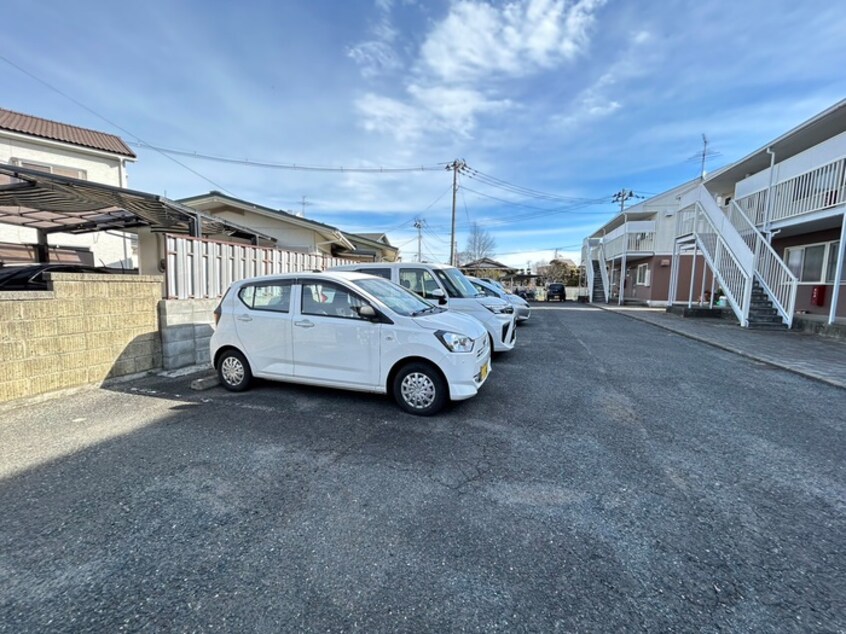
[[1, 304, 844, 632]]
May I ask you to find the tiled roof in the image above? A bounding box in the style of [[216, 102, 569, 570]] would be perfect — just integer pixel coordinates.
[[0, 108, 136, 158]]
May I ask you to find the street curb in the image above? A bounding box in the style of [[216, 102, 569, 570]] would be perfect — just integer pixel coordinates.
[[595, 305, 846, 391]]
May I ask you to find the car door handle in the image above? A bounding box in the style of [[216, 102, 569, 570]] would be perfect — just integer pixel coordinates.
[[236, 315, 252, 322], [294, 320, 314, 328]]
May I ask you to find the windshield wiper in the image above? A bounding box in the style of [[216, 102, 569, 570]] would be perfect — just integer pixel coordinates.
[[411, 306, 439, 317]]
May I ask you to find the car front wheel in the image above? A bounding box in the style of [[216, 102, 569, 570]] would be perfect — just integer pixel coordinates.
[[217, 349, 252, 392], [393, 362, 447, 416]]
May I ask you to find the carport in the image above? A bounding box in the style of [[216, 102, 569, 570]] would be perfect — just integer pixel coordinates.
[[0, 163, 276, 267]]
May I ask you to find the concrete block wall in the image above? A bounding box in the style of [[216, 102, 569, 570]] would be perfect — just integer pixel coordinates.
[[158, 299, 218, 370], [0, 273, 163, 403]]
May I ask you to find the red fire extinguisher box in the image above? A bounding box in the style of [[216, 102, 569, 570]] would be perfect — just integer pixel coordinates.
[[811, 285, 826, 306]]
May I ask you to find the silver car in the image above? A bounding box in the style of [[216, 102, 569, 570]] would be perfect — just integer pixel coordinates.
[[469, 277, 531, 322]]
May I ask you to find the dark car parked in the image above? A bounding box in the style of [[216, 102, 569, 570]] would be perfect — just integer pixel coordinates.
[[546, 283, 566, 302], [0, 264, 131, 291]]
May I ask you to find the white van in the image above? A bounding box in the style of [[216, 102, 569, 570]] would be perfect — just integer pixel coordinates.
[[211, 271, 491, 415], [331, 262, 517, 352]]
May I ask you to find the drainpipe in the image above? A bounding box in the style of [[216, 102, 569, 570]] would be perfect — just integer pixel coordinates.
[[764, 147, 776, 235], [829, 213, 846, 325]]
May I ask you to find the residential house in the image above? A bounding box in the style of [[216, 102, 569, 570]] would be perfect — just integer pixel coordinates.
[[178, 191, 356, 257], [459, 257, 515, 279], [0, 107, 137, 267], [339, 232, 399, 262]]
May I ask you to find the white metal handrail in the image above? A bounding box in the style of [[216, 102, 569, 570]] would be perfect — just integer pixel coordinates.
[[597, 242, 610, 303], [730, 200, 798, 327], [684, 203, 752, 326]]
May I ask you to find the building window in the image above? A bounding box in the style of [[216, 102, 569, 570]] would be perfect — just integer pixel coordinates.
[[10, 158, 87, 180], [784, 241, 843, 283], [636, 263, 650, 286]]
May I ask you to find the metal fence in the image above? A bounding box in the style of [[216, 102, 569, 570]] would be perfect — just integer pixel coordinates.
[[165, 234, 355, 299]]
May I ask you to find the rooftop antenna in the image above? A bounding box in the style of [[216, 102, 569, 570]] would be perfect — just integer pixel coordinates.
[[687, 134, 721, 180]]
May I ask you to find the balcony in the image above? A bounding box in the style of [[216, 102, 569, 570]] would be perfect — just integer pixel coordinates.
[[735, 157, 846, 227], [602, 221, 656, 259]]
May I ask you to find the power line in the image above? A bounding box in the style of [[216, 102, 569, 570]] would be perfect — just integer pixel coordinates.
[[459, 165, 595, 203], [127, 141, 446, 173], [0, 53, 233, 195]]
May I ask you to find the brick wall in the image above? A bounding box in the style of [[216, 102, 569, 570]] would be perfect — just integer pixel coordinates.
[[0, 273, 163, 403]]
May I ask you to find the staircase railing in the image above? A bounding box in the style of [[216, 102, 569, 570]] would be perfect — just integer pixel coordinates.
[[596, 242, 610, 302], [680, 202, 752, 326], [729, 200, 798, 327], [585, 244, 595, 301]]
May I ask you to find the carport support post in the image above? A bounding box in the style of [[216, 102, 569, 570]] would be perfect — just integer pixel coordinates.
[[829, 213, 846, 325], [35, 229, 50, 263], [688, 245, 697, 308]]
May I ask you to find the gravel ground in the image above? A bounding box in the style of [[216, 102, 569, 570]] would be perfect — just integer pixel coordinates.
[[1, 304, 844, 633]]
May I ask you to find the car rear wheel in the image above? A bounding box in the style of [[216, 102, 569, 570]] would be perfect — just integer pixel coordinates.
[[393, 362, 447, 416], [217, 349, 252, 392]]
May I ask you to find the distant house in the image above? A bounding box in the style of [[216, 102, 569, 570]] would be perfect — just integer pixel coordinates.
[[0, 107, 137, 267], [460, 257, 515, 279], [339, 232, 399, 262]]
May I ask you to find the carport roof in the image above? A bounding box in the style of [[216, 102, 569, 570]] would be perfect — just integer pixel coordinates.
[[0, 164, 276, 243]]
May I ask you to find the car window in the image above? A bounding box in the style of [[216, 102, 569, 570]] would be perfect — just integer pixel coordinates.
[[399, 268, 442, 300], [352, 277, 439, 317], [433, 268, 481, 298], [471, 281, 498, 298], [300, 282, 368, 319], [238, 281, 292, 312]]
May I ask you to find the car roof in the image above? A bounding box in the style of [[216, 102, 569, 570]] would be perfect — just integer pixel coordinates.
[[229, 270, 380, 286], [335, 261, 456, 270]]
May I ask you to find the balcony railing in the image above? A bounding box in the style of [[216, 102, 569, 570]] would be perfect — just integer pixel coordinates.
[[736, 157, 846, 226]]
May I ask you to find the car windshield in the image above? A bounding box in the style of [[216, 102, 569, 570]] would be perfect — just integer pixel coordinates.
[[352, 278, 443, 317], [433, 268, 482, 299]]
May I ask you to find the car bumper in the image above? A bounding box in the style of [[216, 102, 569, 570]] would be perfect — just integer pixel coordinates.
[[445, 334, 492, 401], [515, 305, 531, 321]]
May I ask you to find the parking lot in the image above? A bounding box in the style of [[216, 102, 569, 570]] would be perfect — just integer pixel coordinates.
[[1, 304, 844, 632]]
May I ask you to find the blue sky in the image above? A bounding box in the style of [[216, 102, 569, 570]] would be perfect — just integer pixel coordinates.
[[4, 0, 846, 267]]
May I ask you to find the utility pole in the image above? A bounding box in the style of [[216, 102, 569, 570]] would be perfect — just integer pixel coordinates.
[[447, 159, 466, 266], [613, 189, 634, 213], [413, 217, 425, 262], [700, 134, 708, 180]]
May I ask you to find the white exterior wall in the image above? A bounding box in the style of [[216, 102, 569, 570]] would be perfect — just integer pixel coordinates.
[[735, 130, 846, 197], [207, 209, 325, 253], [0, 131, 136, 268]]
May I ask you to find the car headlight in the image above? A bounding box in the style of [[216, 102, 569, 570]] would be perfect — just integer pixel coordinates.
[[435, 330, 475, 353], [482, 303, 513, 314]]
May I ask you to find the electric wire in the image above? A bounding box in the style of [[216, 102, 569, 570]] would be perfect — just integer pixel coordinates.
[[459, 165, 596, 203], [127, 141, 446, 173], [0, 54, 234, 195]]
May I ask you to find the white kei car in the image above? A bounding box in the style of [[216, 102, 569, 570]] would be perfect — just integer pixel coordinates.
[[471, 277, 531, 322], [210, 271, 491, 415]]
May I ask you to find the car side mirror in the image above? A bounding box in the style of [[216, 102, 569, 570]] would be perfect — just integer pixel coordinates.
[[430, 289, 447, 305], [358, 304, 377, 319]]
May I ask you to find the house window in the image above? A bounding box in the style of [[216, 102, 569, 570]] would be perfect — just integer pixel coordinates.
[[784, 241, 843, 283], [636, 263, 650, 286], [10, 158, 87, 180]]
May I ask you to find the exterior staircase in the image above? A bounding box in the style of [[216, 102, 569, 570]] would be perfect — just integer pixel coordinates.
[[591, 261, 605, 303], [747, 279, 788, 330]]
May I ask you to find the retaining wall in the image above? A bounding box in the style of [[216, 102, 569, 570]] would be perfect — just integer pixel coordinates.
[[0, 273, 163, 403], [158, 299, 218, 370]]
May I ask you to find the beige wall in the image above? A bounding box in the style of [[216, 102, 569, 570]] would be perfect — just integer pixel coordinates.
[[0, 272, 163, 403]]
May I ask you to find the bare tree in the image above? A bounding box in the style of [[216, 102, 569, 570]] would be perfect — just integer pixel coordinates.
[[460, 222, 496, 264]]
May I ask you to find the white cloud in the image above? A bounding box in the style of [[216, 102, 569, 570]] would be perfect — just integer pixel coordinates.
[[420, 0, 607, 82]]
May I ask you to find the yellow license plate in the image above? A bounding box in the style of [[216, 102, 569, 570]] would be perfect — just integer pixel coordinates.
[[480, 362, 489, 381]]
